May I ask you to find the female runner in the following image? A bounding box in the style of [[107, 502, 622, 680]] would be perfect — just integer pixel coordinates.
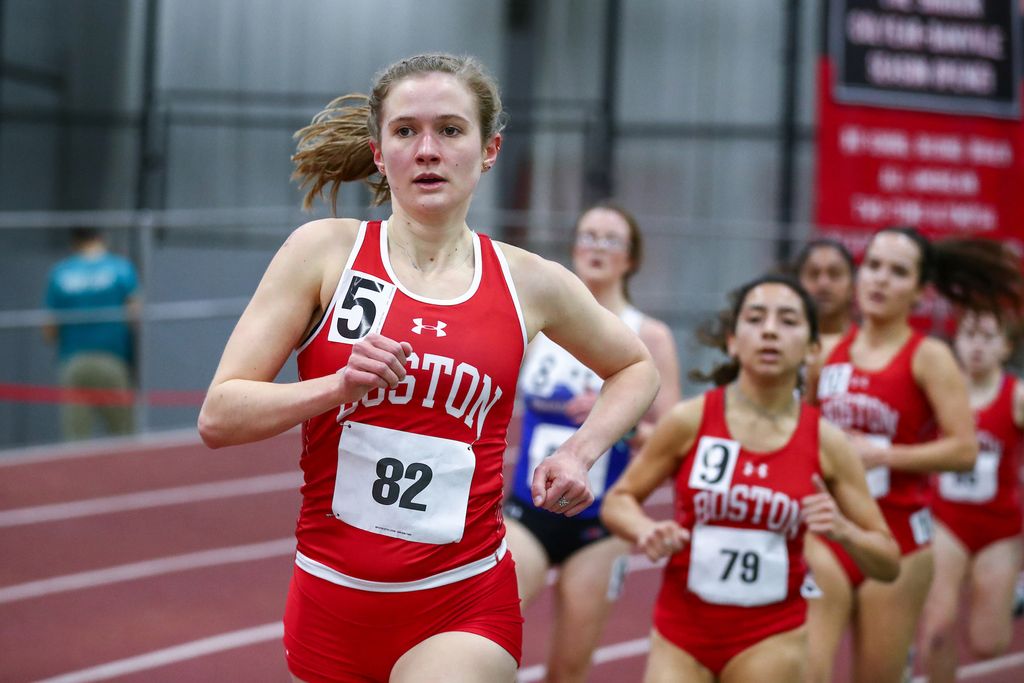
[[805, 226, 1022, 683], [920, 310, 1024, 682], [602, 275, 899, 682], [504, 201, 681, 683], [198, 53, 659, 683]]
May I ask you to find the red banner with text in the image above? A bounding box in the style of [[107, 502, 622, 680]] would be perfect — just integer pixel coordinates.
[[815, 0, 1024, 331]]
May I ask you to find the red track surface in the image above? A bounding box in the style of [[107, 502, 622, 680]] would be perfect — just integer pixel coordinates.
[[1, 431, 1022, 682]]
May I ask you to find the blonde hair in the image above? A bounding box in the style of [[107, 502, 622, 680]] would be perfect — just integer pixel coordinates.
[[291, 53, 505, 212]]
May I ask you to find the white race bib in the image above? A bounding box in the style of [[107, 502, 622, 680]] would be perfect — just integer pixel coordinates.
[[328, 270, 396, 344], [687, 525, 789, 606], [688, 437, 740, 493], [527, 423, 610, 497], [331, 421, 475, 544], [938, 450, 1000, 504], [818, 363, 853, 399], [863, 435, 892, 499], [910, 507, 934, 546]]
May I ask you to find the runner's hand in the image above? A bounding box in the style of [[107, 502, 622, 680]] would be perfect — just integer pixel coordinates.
[[636, 520, 689, 561], [335, 334, 413, 404], [531, 449, 594, 516], [801, 473, 851, 542]]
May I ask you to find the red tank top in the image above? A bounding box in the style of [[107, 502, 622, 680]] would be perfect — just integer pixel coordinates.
[[294, 220, 526, 584], [668, 387, 821, 607], [936, 374, 1022, 515], [817, 327, 934, 510]]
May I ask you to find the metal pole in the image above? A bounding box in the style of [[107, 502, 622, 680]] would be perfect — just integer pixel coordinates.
[[775, 0, 802, 264], [583, 0, 621, 205], [500, 0, 538, 245], [135, 211, 154, 433], [135, 0, 160, 211], [134, 0, 160, 434], [0, 0, 6, 133]]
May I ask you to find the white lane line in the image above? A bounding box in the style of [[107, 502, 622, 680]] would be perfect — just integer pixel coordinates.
[[518, 637, 651, 681], [35, 621, 1024, 683], [958, 651, 1024, 678], [0, 472, 301, 528], [910, 650, 1024, 681], [0, 538, 295, 604], [35, 622, 284, 683], [0, 429, 204, 466]]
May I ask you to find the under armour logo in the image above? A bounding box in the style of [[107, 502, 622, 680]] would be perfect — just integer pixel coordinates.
[[411, 318, 447, 336], [742, 462, 768, 479]]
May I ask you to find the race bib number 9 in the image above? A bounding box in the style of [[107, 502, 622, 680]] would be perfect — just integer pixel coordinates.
[[332, 421, 475, 544], [328, 270, 396, 344], [938, 450, 999, 504], [527, 423, 610, 498], [688, 437, 740, 493], [688, 525, 789, 606]]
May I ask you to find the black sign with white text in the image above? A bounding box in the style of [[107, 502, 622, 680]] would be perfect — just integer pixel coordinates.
[[830, 0, 1021, 118]]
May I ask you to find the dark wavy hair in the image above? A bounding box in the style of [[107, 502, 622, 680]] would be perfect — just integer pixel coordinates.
[[871, 226, 1023, 314], [689, 274, 819, 386]]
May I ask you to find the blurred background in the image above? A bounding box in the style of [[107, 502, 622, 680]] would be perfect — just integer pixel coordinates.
[[1, 0, 1020, 448]]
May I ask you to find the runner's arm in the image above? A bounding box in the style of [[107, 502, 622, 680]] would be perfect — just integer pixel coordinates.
[[805, 420, 900, 582], [199, 219, 410, 447]]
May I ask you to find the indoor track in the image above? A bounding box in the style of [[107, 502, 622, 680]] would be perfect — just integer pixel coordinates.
[[2, 431, 1023, 682]]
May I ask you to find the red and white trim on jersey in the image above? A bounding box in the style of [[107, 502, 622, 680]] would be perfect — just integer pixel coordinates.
[[293, 220, 526, 590], [294, 538, 508, 593]]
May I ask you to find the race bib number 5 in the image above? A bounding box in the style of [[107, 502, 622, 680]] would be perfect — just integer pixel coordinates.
[[332, 421, 475, 544], [688, 525, 789, 606], [328, 270, 397, 344]]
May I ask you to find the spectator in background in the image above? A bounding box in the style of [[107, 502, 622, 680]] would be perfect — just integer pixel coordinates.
[[44, 226, 140, 439], [504, 201, 681, 683]]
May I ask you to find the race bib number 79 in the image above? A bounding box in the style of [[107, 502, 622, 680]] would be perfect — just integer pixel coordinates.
[[688, 525, 789, 606]]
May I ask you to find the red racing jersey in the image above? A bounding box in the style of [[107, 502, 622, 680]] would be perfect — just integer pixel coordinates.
[[817, 327, 934, 511], [293, 220, 526, 587], [666, 387, 821, 608], [935, 374, 1022, 517]]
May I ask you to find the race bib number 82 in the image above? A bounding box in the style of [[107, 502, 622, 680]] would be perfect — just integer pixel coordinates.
[[332, 421, 475, 545]]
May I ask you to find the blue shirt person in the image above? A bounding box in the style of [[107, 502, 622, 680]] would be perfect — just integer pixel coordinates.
[[44, 227, 140, 439]]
